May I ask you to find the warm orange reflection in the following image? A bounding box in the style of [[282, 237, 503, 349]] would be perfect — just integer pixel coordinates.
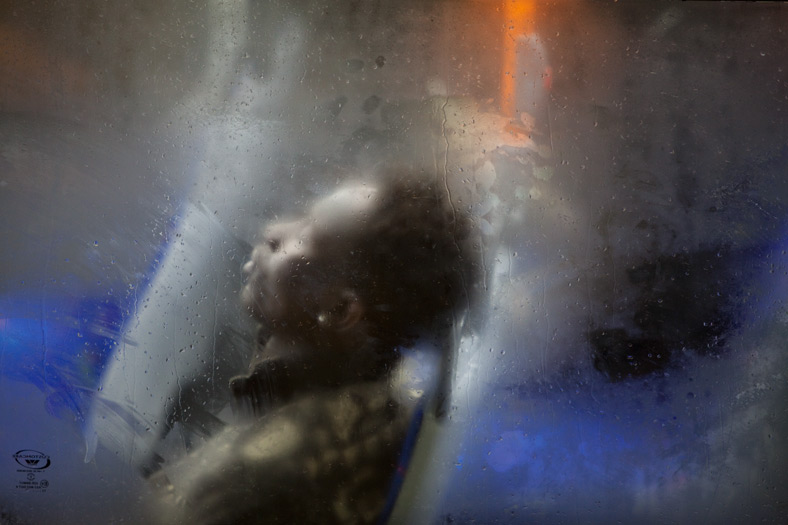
[[0, 24, 90, 115], [501, 0, 535, 118]]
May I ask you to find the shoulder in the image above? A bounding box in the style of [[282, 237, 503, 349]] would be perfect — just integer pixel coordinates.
[[155, 380, 413, 525]]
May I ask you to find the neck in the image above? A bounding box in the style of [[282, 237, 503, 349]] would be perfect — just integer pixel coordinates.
[[261, 329, 399, 383]]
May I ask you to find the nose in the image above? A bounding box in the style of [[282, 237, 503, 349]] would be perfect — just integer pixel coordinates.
[[242, 222, 286, 278], [243, 232, 275, 277], [242, 242, 264, 278]]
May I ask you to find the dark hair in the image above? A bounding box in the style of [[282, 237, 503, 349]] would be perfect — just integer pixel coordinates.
[[346, 171, 477, 346]]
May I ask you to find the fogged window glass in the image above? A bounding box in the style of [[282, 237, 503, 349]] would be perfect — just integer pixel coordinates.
[[1, 1, 786, 524]]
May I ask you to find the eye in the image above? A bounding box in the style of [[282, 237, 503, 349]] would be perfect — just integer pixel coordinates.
[[267, 238, 281, 252]]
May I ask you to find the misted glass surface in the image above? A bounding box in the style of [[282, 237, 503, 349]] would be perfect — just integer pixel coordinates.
[[1, 1, 787, 523]]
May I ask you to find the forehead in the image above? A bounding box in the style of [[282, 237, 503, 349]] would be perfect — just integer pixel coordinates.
[[309, 183, 380, 238]]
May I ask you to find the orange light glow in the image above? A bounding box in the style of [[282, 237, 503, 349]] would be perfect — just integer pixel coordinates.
[[501, 0, 536, 118]]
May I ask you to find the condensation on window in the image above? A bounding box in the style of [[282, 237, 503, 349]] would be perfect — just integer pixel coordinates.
[[1, 1, 787, 524]]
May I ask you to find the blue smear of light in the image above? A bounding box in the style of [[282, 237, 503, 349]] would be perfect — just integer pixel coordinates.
[[0, 201, 184, 427], [0, 296, 123, 423], [0, 171, 188, 428], [439, 231, 788, 521], [442, 308, 788, 523], [443, 374, 717, 522]]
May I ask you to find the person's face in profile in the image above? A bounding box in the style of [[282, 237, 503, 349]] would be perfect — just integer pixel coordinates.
[[241, 183, 379, 332]]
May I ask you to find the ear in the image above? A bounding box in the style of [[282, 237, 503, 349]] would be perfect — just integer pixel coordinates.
[[319, 289, 365, 333]]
